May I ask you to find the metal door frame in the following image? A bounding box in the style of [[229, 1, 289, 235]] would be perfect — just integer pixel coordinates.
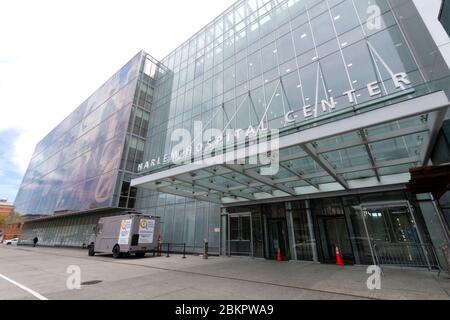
[[354, 200, 430, 266], [227, 212, 253, 257], [266, 217, 291, 260], [318, 214, 355, 264]]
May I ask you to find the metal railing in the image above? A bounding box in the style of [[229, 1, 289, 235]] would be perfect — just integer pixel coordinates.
[[372, 242, 443, 273], [154, 242, 187, 259]]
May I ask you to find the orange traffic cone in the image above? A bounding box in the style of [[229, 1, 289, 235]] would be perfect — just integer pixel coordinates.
[[276, 249, 283, 262], [335, 244, 344, 266]]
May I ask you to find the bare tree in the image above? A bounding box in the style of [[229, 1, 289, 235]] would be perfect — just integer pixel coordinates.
[[0, 215, 7, 226], [5, 212, 23, 225]]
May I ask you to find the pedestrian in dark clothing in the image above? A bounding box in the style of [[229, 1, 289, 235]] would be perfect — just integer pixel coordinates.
[[33, 237, 38, 247]]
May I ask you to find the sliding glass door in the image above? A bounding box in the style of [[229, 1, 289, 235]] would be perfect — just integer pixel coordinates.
[[349, 202, 429, 266], [227, 213, 252, 256]]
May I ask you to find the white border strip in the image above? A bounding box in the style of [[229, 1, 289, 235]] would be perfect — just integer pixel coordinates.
[[0, 273, 49, 300]]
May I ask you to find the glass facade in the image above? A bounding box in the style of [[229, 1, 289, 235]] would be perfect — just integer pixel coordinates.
[[16, 0, 450, 261], [114, 54, 165, 210], [225, 190, 442, 267], [15, 53, 168, 218], [20, 211, 121, 247], [14, 53, 142, 215], [133, 0, 438, 254], [144, 0, 424, 171]]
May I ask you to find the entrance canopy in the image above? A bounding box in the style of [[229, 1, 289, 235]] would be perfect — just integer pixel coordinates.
[[131, 92, 449, 205]]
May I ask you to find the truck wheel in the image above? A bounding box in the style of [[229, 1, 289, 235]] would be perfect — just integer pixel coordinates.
[[88, 245, 95, 256], [112, 245, 121, 259], [135, 252, 145, 258]]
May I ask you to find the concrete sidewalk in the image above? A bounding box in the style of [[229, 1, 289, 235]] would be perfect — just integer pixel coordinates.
[[0, 245, 449, 300]]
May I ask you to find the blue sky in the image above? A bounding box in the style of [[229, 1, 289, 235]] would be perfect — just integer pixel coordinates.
[[0, 0, 236, 204], [0, 129, 24, 202]]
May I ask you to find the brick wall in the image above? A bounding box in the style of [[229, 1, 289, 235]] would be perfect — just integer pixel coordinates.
[[3, 223, 23, 240], [0, 204, 15, 240]]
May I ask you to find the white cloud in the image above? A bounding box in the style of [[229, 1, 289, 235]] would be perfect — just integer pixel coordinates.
[[0, 0, 236, 175]]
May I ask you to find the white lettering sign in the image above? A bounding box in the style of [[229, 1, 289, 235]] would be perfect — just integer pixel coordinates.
[[137, 73, 412, 172]]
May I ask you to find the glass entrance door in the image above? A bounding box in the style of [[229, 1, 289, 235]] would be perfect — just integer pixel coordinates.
[[318, 216, 354, 264], [227, 214, 252, 256], [361, 204, 421, 245], [267, 219, 290, 260], [350, 202, 427, 266]]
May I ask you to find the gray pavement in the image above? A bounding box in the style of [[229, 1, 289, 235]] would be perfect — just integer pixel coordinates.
[[0, 244, 449, 300]]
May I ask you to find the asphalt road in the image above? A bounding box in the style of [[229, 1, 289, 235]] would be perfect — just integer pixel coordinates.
[[0, 245, 449, 300]]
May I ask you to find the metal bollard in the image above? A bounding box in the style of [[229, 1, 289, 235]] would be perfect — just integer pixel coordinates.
[[203, 239, 209, 259], [166, 243, 170, 258], [157, 238, 162, 257], [182, 243, 186, 259]]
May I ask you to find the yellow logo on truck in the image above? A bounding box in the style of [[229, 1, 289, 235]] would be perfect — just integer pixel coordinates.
[[140, 219, 148, 229]]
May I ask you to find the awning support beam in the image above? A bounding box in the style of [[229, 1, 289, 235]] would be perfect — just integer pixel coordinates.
[[280, 163, 320, 189], [155, 186, 222, 204], [223, 164, 297, 196], [301, 143, 350, 190], [174, 175, 256, 201], [315, 124, 429, 154], [359, 129, 381, 182]]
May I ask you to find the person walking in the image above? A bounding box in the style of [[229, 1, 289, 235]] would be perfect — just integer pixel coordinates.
[[33, 236, 38, 247]]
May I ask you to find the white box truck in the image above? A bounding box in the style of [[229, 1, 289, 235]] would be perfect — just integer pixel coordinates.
[[88, 212, 160, 258]]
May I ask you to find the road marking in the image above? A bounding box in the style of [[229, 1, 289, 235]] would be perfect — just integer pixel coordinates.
[[0, 273, 48, 300]]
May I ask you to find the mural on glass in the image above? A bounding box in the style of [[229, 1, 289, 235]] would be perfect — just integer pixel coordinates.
[[14, 52, 142, 215]]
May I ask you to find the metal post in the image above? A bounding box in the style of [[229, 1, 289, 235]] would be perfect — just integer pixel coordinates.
[[166, 243, 170, 258], [360, 206, 377, 266], [407, 201, 432, 271], [203, 239, 209, 259], [286, 202, 298, 261], [306, 200, 318, 262], [182, 243, 186, 259], [250, 214, 254, 258], [157, 237, 161, 257], [158, 240, 162, 257], [227, 215, 231, 257]]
